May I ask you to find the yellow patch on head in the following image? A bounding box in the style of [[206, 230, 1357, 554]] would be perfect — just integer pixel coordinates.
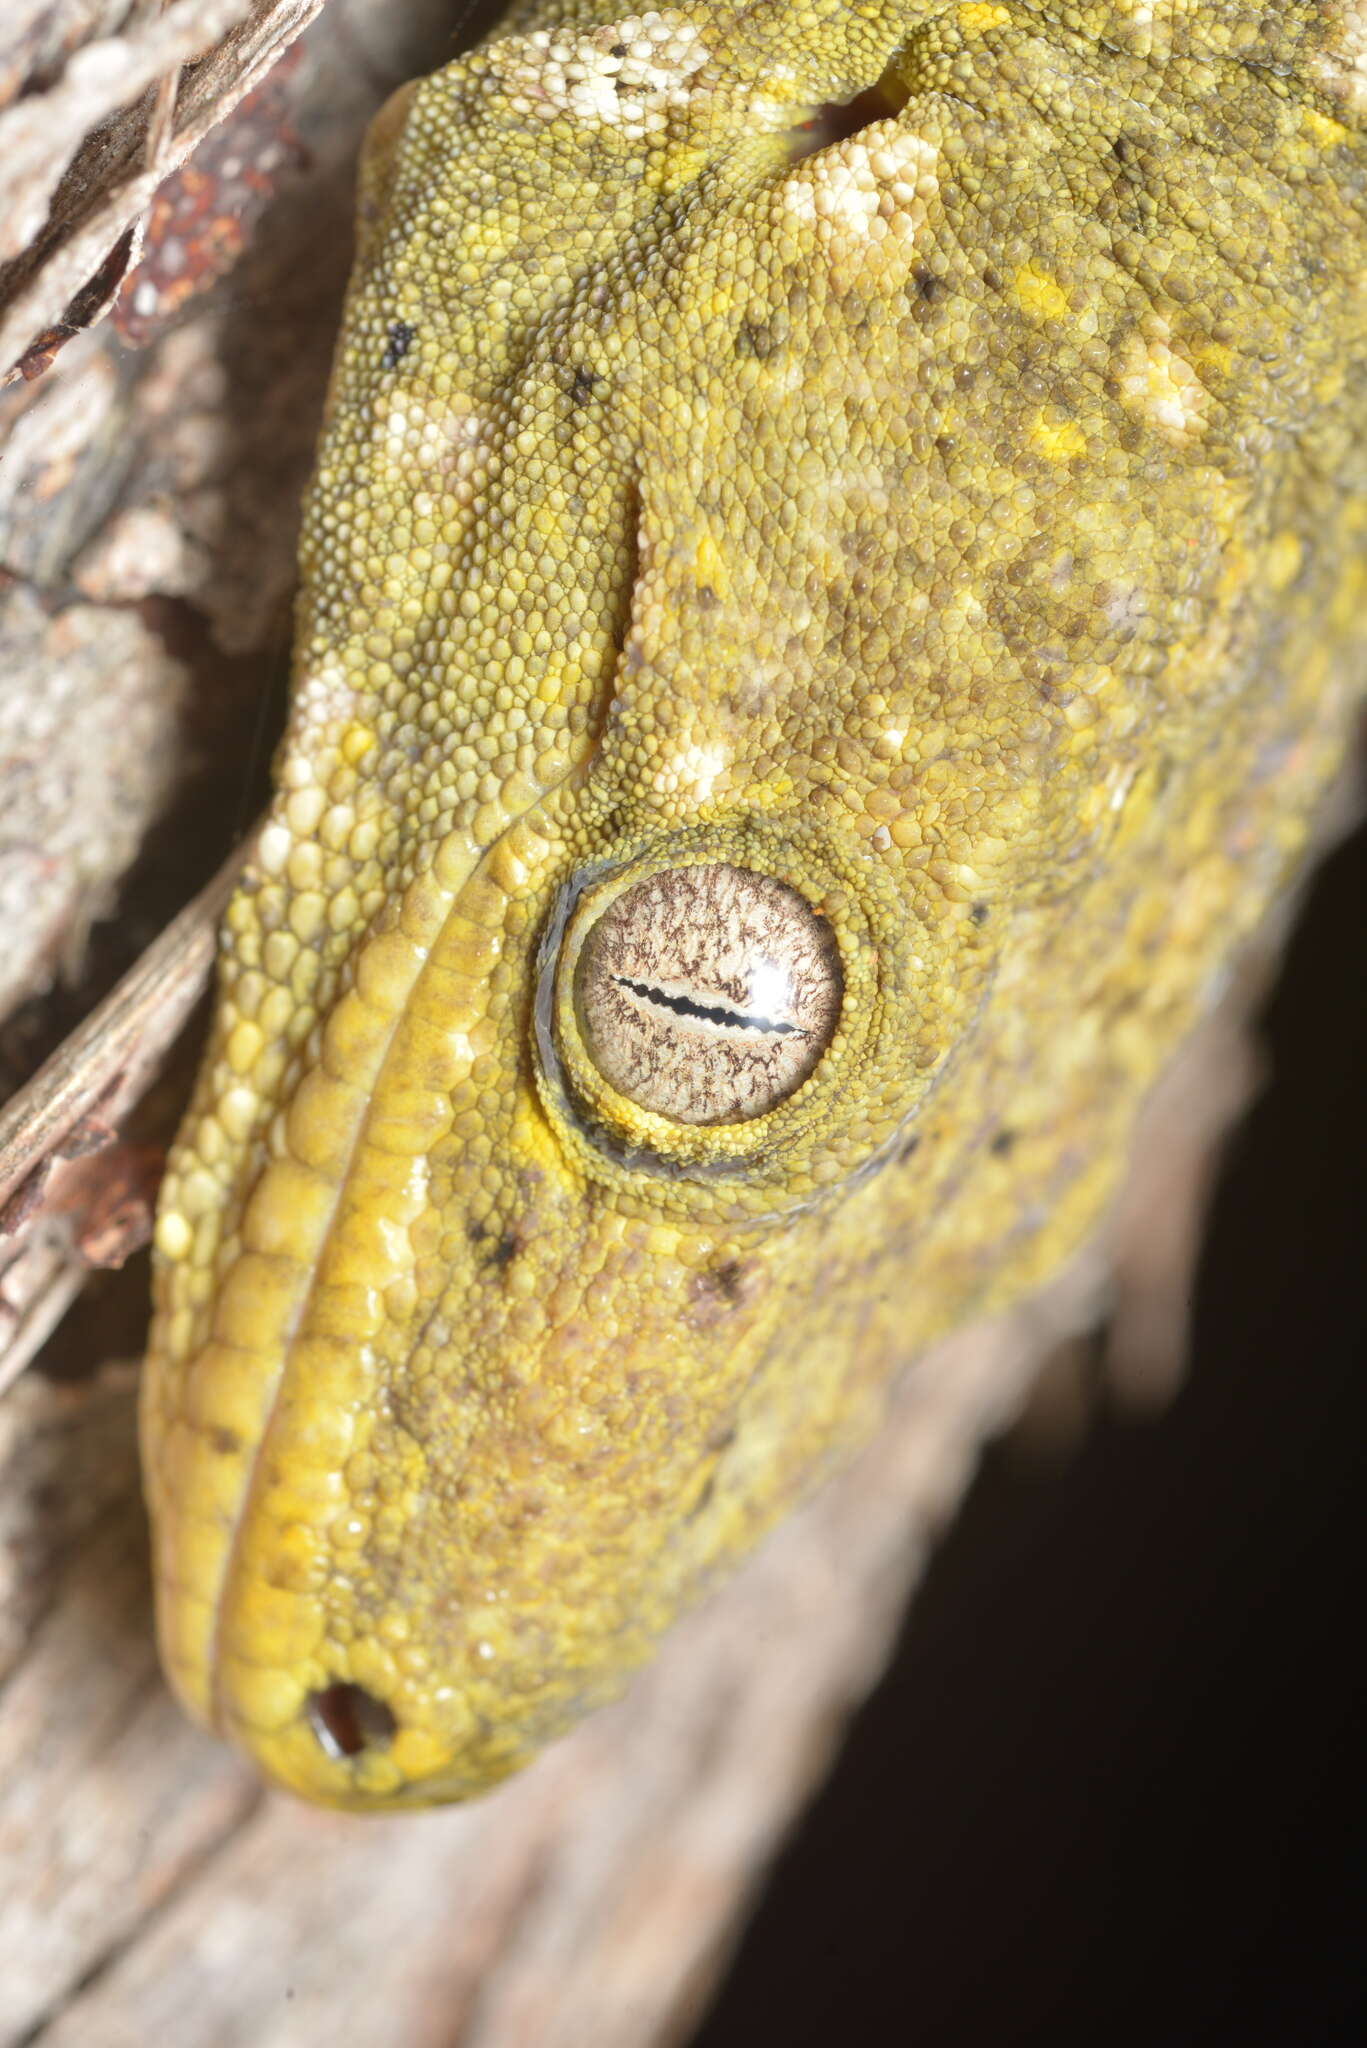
[[736, 773, 794, 811], [692, 530, 728, 597], [957, 2, 1012, 29], [1029, 411, 1087, 462], [1265, 532, 1305, 596], [1013, 263, 1070, 321], [340, 722, 376, 766], [1301, 105, 1353, 149], [1191, 339, 1233, 381]]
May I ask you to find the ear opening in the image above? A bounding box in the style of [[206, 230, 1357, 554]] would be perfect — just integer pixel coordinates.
[[786, 64, 913, 165]]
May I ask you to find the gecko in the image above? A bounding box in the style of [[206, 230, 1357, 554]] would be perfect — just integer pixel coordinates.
[[140, 0, 1367, 1808]]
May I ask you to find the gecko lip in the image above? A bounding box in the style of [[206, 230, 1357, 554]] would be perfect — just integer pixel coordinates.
[[306, 1682, 398, 1761]]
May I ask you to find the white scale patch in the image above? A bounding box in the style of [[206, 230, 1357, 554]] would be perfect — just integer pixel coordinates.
[[783, 130, 940, 285], [654, 739, 731, 802], [289, 653, 356, 739], [505, 11, 710, 138], [1319, 3, 1367, 117], [373, 391, 490, 505], [1105, 0, 1192, 57], [1115, 323, 1211, 443]]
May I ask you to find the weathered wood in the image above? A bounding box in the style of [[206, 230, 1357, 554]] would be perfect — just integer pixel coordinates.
[[0, 0, 329, 382], [0, 844, 244, 1396]]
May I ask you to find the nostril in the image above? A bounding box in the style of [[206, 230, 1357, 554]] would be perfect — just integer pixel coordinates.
[[305, 1682, 398, 1760]]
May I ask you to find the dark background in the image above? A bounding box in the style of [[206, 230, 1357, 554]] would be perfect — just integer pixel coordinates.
[[696, 814, 1365, 2048]]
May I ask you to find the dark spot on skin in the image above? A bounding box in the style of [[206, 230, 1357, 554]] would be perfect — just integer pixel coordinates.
[[306, 1683, 397, 1760], [735, 318, 785, 360], [209, 1427, 242, 1457], [689, 1260, 761, 1327], [970, 901, 990, 926], [489, 1231, 521, 1272], [468, 1216, 521, 1269], [913, 268, 941, 302], [609, 41, 627, 56], [1112, 133, 1135, 165], [696, 584, 719, 609], [896, 1132, 921, 1165], [990, 1128, 1018, 1157], [569, 364, 598, 405], [380, 320, 416, 370], [710, 1260, 747, 1304]]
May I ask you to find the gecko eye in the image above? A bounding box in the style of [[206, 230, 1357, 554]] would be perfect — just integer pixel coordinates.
[[573, 864, 842, 1125]]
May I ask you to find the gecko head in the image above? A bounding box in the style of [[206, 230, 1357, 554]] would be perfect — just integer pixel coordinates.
[[143, 802, 980, 1809], [139, 0, 1365, 1806]]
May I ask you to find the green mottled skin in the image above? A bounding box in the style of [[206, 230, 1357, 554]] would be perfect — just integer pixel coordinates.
[[142, 0, 1367, 1806]]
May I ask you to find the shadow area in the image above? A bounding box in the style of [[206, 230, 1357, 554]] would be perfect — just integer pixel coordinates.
[[695, 814, 1367, 2048]]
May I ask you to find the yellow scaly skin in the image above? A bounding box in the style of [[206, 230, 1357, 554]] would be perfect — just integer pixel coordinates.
[[142, 0, 1367, 1807]]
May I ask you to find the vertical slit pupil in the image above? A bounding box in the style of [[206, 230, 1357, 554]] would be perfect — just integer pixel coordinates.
[[306, 1682, 398, 1759]]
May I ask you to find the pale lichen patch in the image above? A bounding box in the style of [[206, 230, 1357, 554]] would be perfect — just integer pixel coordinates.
[[288, 657, 360, 745]]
